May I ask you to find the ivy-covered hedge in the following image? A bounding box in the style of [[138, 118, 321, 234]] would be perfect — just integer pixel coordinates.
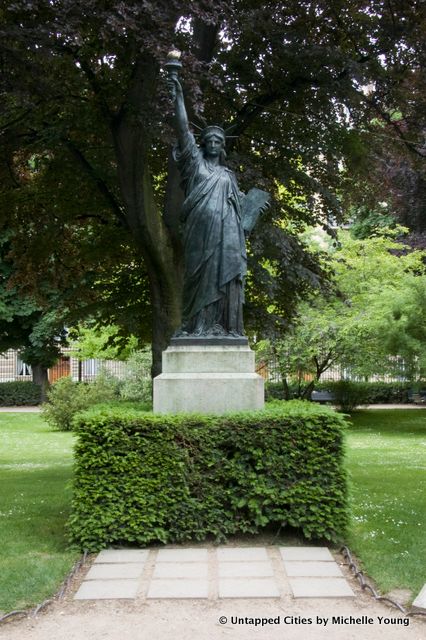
[[0, 381, 42, 406], [266, 380, 414, 404], [69, 401, 348, 550]]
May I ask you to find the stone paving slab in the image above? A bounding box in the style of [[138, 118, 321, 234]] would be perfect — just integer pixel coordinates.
[[94, 549, 149, 564], [75, 546, 356, 602], [217, 547, 269, 562], [413, 583, 426, 609], [218, 577, 280, 598], [156, 548, 208, 562], [289, 577, 355, 598], [218, 561, 274, 578], [74, 579, 140, 600], [147, 579, 209, 599], [283, 560, 344, 577], [280, 546, 334, 562], [85, 563, 146, 580], [153, 562, 208, 579]]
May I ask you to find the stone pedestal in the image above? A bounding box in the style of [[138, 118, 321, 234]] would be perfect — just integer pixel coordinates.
[[153, 341, 264, 414]]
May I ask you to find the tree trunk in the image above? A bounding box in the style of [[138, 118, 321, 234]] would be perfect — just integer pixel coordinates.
[[111, 52, 185, 377], [282, 378, 291, 400], [32, 364, 49, 402], [301, 379, 315, 400], [147, 261, 183, 378]]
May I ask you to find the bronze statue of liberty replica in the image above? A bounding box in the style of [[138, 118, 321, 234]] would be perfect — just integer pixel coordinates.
[[166, 51, 269, 340], [154, 51, 267, 413]]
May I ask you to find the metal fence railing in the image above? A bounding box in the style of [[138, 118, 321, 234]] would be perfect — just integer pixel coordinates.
[[0, 349, 130, 384], [255, 353, 414, 384], [0, 347, 415, 385]]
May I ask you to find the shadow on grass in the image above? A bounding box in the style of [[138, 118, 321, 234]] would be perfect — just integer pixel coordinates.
[[348, 409, 426, 436]]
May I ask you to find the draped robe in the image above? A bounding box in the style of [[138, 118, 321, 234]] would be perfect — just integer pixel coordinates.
[[174, 132, 247, 336]]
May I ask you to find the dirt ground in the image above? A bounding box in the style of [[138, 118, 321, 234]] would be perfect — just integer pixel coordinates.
[[1, 596, 425, 640]]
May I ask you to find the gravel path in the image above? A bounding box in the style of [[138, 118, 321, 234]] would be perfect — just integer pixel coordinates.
[[2, 594, 424, 640]]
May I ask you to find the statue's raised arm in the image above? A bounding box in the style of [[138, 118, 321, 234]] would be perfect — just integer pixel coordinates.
[[167, 75, 189, 149], [165, 50, 189, 149]]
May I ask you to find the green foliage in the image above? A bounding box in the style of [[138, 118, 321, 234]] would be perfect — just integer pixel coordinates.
[[320, 381, 415, 406], [42, 371, 121, 431], [69, 401, 348, 550], [69, 323, 139, 361], [265, 229, 426, 393], [0, 233, 68, 369], [42, 378, 92, 431], [328, 229, 426, 381], [0, 381, 42, 406], [266, 380, 414, 404], [383, 276, 426, 381], [264, 382, 294, 400], [119, 348, 152, 403], [3, 1, 424, 372], [350, 205, 396, 239], [93, 367, 123, 400], [331, 381, 368, 412]]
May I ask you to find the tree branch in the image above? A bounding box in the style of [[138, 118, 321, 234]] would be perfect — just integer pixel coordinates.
[[226, 42, 402, 142], [359, 92, 426, 158], [72, 55, 114, 123], [61, 137, 127, 227], [230, 90, 281, 137]]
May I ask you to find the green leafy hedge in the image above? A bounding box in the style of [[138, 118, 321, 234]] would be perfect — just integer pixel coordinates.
[[266, 380, 414, 404], [0, 381, 42, 406], [69, 401, 348, 550]]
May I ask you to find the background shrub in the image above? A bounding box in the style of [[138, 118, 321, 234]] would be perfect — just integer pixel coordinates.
[[321, 381, 413, 405], [119, 349, 152, 404], [42, 377, 93, 431], [0, 381, 42, 406], [91, 368, 123, 401], [332, 380, 369, 412], [42, 370, 121, 431], [265, 380, 414, 404], [69, 401, 348, 550]]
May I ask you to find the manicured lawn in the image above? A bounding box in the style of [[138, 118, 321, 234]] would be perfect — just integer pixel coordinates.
[[346, 409, 426, 599], [0, 413, 78, 613], [1, 408, 424, 612]]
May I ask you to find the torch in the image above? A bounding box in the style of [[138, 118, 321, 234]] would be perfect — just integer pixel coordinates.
[[165, 49, 182, 101]]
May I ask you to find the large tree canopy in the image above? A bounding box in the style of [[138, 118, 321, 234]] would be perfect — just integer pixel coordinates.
[[1, 0, 425, 374]]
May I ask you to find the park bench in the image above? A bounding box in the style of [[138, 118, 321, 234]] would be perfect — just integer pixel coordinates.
[[311, 390, 335, 403], [408, 390, 426, 405]]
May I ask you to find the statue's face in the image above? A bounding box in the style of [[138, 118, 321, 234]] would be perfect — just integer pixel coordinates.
[[204, 134, 225, 158]]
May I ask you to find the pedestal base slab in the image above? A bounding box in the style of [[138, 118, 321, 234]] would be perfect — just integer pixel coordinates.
[[153, 345, 264, 414]]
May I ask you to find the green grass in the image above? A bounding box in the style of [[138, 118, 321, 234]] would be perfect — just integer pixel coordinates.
[[1, 409, 424, 611], [0, 413, 78, 613], [346, 409, 426, 599]]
